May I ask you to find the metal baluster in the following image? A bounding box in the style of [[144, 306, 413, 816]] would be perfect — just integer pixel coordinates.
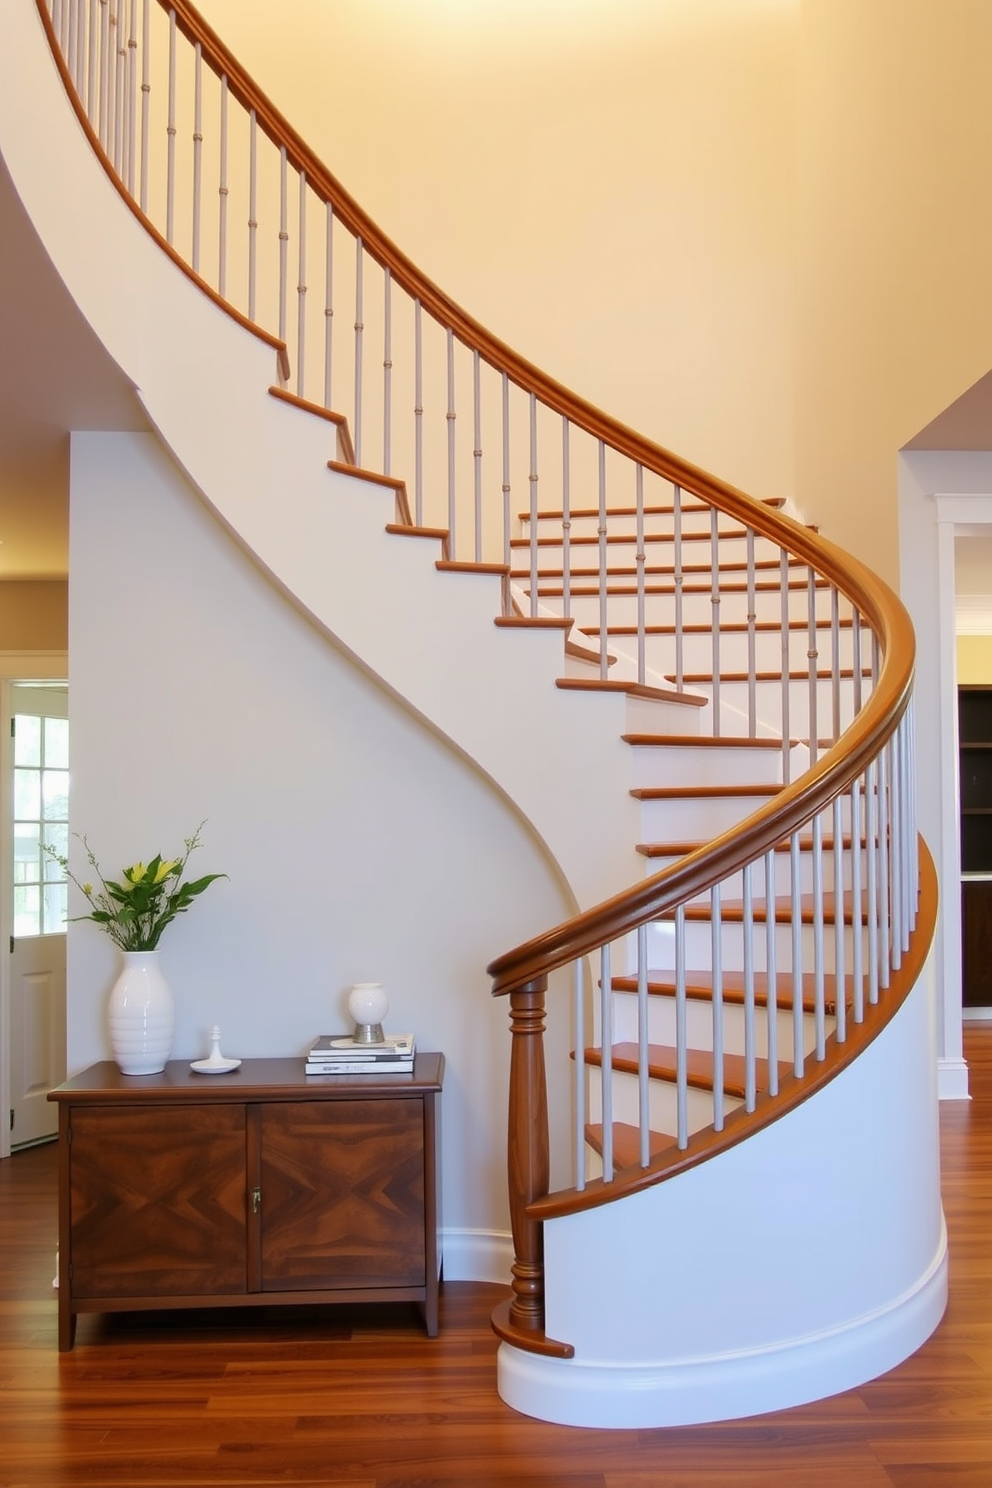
[[139, 0, 149, 213], [323, 204, 334, 409], [247, 110, 257, 321], [217, 75, 228, 297], [879, 742, 891, 990], [637, 925, 650, 1168], [294, 173, 307, 400], [866, 758, 879, 1005], [99, 0, 111, 155], [54, 0, 65, 52], [385, 269, 394, 477], [712, 882, 724, 1131], [353, 237, 364, 466], [165, 7, 175, 243], [191, 42, 202, 272], [278, 146, 288, 345], [851, 773, 864, 1023], [833, 794, 846, 1044], [831, 587, 841, 744], [673, 484, 684, 690], [791, 830, 804, 1076], [600, 942, 613, 1182], [124, 0, 136, 195], [710, 507, 721, 736], [780, 548, 791, 784], [765, 849, 778, 1096], [528, 395, 539, 619], [561, 420, 571, 623], [500, 371, 510, 574], [852, 606, 863, 715], [746, 527, 757, 737], [415, 301, 424, 525], [112, 0, 124, 174], [636, 465, 646, 686], [812, 807, 825, 1060], [67, 0, 77, 87], [675, 904, 688, 1149], [743, 863, 756, 1112], [472, 350, 481, 561], [446, 328, 456, 544], [890, 731, 903, 972], [598, 442, 608, 677], [573, 959, 586, 1192], [807, 568, 819, 768], [88, 0, 100, 129]]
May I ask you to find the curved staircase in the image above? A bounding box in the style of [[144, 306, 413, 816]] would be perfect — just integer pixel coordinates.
[[5, 0, 943, 1428]]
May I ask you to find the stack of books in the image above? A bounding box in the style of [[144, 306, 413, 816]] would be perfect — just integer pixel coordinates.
[[304, 1033, 416, 1076]]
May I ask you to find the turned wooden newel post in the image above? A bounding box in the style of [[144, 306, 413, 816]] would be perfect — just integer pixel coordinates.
[[506, 976, 550, 1335]]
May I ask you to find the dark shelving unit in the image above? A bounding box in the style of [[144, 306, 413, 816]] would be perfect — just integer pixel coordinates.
[[959, 685, 992, 1007]]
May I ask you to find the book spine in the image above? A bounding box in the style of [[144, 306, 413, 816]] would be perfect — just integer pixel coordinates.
[[305, 1061, 415, 1075]]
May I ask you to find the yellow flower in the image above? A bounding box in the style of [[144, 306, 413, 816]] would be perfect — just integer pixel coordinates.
[[124, 862, 146, 883], [82, 882, 93, 896], [153, 859, 180, 883]]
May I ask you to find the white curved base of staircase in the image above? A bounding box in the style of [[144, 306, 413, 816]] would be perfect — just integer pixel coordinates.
[[498, 1233, 946, 1428]]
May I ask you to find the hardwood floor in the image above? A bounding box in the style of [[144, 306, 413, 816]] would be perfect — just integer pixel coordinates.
[[1, 1028, 991, 1487]]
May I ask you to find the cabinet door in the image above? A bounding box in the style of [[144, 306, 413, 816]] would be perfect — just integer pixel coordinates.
[[69, 1105, 247, 1298], [258, 1099, 425, 1291], [962, 881, 992, 1008]]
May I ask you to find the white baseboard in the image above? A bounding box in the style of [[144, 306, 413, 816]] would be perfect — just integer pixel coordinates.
[[440, 1228, 512, 1285], [938, 1056, 971, 1100], [497, 1221, 948, 1429]]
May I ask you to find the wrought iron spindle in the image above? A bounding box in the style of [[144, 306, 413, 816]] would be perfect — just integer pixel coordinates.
[[446, 327, 456, 545], [851, 773, 864, 1023], [415, 301, 424, 524], [296, 171, 307, 398], [165, 6, 175, 243], [138, 0, 149, 212], [743, 862, 756, 1112], [247, 109, 257, 321], [278, 146, 288, 345], [746, 526, 757, 737], [833, 794, 846, 1044], [217, 75, 228, 297], [791, 829, 804, 1076], [528, 395, 539, 619], [675, 903, 688, 1149], [500, 370, 510, 572], [384, 269, 394, 477], [599, 941, 613, 1182], [323, 203, 334, 409], [597, 442, 608, 678], [866, 757, 879, 1006], [353, 236, 364, 466], [191, 41, 202, 273], [472, 350, 481, 560], [711, 882, 724, 1131], [573, 959, 586, 1192], [673, 483, 684, 690], [765, 849, 778, 1096], [561, 419, 571, 622], [636, 466, 646, 686], [710, 507, 721, 736], [636, 925, 650, 1168], [780, 548, 791, 783]]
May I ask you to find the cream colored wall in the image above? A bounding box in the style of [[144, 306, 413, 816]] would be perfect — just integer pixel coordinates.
[[0, 580, 68, 650], [796, 0, 992, 586], [195, 0, 799, 503], [957, 635, 992, 685]]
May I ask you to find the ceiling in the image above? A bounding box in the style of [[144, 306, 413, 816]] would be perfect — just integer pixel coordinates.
[[0, 153, 148, 581]]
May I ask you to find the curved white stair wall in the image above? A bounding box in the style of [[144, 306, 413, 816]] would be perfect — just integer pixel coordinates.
[[0, 0, 653, 911], [500, 964, 945, 1427]]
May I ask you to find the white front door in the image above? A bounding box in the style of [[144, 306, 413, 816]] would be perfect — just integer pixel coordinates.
[[9, 685, 68, 1148]]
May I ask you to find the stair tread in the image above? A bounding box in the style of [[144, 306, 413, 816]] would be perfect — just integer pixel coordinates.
[[385, 522, 449, 541], [533, 577, 830, 597], [556, 678, 708, 706], [519, 497, 786, 522], [587, 618, 855, 636], [436, 560, 509, 575], [585, 1041, 791, 1098], [610, 969, 848, 1014], [623, 733, 786, 749], [682, 891, 867, 925], [511, 558, 802, 581], [584, 1122, 679, 1168], [631, 783, 781, 800], [637, 831, 854, 857], [676, 667, 872, 684], [494, 616, 574, 630]]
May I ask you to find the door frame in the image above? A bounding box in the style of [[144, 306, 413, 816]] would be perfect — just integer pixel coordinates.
[[0, 651, 68, 1160]]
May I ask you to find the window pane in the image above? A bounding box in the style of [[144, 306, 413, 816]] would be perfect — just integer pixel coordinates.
[[42, 769, 70, 822], [14, 884, 40, 938], [42, 822, 69, 878], [43, 882, 68, 935], [14, 823, 39, 885], [13, 715, 41, 767], [44, 717, 69, 769], [14, 769, 40, 821]]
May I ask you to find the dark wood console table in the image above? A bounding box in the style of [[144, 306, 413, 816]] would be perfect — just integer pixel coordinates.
[[49, 1054, 443, 1351]]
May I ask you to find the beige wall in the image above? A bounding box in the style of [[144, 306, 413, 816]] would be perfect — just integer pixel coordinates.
[[195, 0, 992, 590], [197, 0, 799, 502], [957, 635, 992, 685], [0, 580, 68, 650]]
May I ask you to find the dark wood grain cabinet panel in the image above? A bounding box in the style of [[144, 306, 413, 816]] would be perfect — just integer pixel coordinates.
[[51, 1056, 443, 1350]]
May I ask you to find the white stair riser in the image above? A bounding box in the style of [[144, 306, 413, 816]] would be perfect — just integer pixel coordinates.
[[519, 510, 774, 541], [547, 588, 838, 632], [588, 1068, 742, 1141], [511, 532, 785, 570], [640, 847, 855, 899], [579, 627, 859, 678], [632, 917, 876, 976], [628, 742, 784, 790], [636, 791, 783, 840], [610, 993, 828, 1062], [694, 679, 872, 742]]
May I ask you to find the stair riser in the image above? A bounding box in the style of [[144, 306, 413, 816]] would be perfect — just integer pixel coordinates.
[[552, 588, 839, 633], [695, 678, 871, 742], [636, 792, 783, 840], [631, 918, 878, 976], [512, 532, 785, 570], [519, 510, 772, 542], [584, 627, 858, 679], [610, 995, 828, 1062], [640, 847, 855, 899], [587, 1069, 742, 1143], [628, 743, 785, 790]]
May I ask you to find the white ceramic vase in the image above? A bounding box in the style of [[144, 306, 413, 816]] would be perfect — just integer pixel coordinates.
[[108, 949, 174, 1075]]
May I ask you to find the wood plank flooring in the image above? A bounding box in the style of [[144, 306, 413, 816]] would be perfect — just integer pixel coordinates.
[[1, 1026, 991, 1486]]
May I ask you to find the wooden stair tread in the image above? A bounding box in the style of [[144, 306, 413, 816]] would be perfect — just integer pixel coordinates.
[[622, 733, 786, 749], [556, 678, 707, 706], [533, 577, 830, 597], [436, 560, 509, 575], [509, 530, 773, 550], [494, 616, 574, 630], [511, 557, 802, 581], [584, 1122, 679, 1168], [566, 638, 617, 666], [682, 891, 866, 925], [584, 617, 855, 636], [584, 1042, 790, 1099], [637, 831, 854, 857], [610, 969, 847, 1014], [631, 783, 780, 800], [676, 667, 872, 684]]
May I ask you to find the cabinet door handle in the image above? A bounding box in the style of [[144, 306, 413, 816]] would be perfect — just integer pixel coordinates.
[[251, 1186, 262, 1215]]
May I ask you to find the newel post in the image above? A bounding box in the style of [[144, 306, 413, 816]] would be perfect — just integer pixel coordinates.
[[506, 976, 550, 1335]]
